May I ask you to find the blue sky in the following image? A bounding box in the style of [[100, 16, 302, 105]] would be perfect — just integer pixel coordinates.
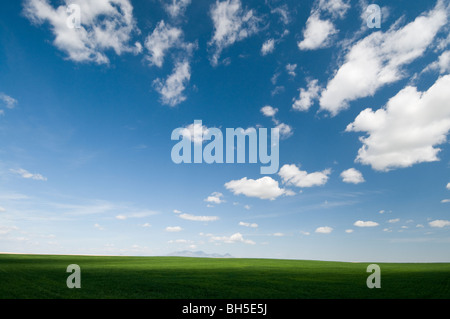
[[0, 0, 449, 261]]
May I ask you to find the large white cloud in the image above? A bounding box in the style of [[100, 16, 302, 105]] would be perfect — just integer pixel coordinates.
[[209, 0, 260, 65], [346, 75, 450, 171], [278, 164, 330, 188], [225, 176, 290, 200], [320, 1, 448, 115], [23, 0, 141, 64]]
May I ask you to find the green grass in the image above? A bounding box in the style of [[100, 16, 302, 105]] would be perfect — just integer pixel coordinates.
[[0, 254, 449, 299]]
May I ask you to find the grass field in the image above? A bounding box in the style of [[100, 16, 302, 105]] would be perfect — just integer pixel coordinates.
[[0, 254, 449, 299]]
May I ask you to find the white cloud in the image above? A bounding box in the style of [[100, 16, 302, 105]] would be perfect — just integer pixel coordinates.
[[315, 226, 333, 234], [209, 232, 255, 244], [0, 93, 17, 109], [427, 50, 450, 74], [275, 123, 293, 139], [261, 105, 278, 117], [446, 183, 450, 190], [0, 207, 5, 212], [23, 0, 140, 64], [272, 232, 284, 237], [244, 205, 251, 210], [153, 60, 191, 106], [346, 75, 450, 171], [317, 0, 350, 18], [441, 199, 450, 203], [388, 218, 400, 223], [141, 223, 151, 227], [261, 38, 275, 55], [345, 229, 354, 233], [292, 79, 321, 112], [209, 0, 260, 65], [340, 168, 365, 184], [144, 20, 182, 67], [416, 224, 424, 228], [180, 122, 210, 144], [179, 213, 219, 222], [429, 220, 450, 228], [300, 231, 310, 236], [173, 209, 182, 214], [225, 176, 290, 200], [320, 2, 447, 115], [239, 221, 258, 228], [164, 0, 191, 18], [10, 168, 47, 181], [298, 14, 337, 50], [204, 192, 225, 204], [379, 210, 385, 214], [278, 164, 330, 188], [115, 210, 157, 220], [166, 226, 182, 232], [286, 63, 297, 77], [354, 220, 379, 227], [116, 215, 127, 220], [383, 228, 392, 232]]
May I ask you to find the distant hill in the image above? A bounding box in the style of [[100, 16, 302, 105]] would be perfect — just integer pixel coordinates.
[[167, 250, 233, 258]]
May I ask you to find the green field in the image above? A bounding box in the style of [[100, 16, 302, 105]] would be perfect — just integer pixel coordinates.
[[0, 254, 449, 299]]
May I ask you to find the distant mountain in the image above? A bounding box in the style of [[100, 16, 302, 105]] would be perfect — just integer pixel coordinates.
[[167, 250, 233, 258]]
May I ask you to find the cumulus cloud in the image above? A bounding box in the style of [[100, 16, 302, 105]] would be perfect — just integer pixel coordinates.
[[204, 192, 225, 204], [166, 226, 182, 232], [225, 176, 290, 200], [388, 218, 400, 223], [300, 231, 310, 236], [272, 232, 284, 237], [173, 209, 182, 214], [346, 75, 450, 171], [278, 164, 330, 188], [144, 20, 182, 67], [447, 183, 450, 190], [292, 79, 321, 112], [315, 226, 333, 234], [209, 0, 260, 65], [345, 229, 354, 233], [261, 38, 275, 55], [441, 199, 450, 203], [275, 123, 293, 139], [153, 60, 191, 106], [298, 14, 337, 50], [354, 220, 379, 227], [261, 105, 278, 117], [429, 220, 450, 228], [426, 50, 450, 74], [10, 168, 47, 181], [179, 213, 219, 222], [340, 168, 365, 184], [239, 221, 258, 228], [209, 232, 255, 244], [320, 2, 448, 114], [23, 0, 140, 64]]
